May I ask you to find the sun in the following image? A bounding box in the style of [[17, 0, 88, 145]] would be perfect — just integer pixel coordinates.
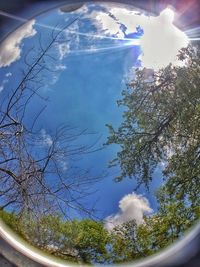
[[139, 7, 189, 70], [160, 7, 175, 24]]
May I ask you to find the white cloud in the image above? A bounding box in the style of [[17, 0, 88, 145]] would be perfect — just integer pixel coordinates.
[[91, 7, 189, 70], [55, 64, 67, 71], [5, 72, 12, 77], [138, 8, 189, 70], [41, 129, 53, 147], [0, 73, 12, 92], [57, 43, 70, 60], [60, 160, 68, 172], [90, 11, 124, 38], [2, 79, 8, 85], [0, 20, 36, 68], [104, 192, 152, 231], [108, 7, 143, 35]]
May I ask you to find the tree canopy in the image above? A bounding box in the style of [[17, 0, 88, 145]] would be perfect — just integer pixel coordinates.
[[1, 180, 199, 265], [106, 45, 200, 199]]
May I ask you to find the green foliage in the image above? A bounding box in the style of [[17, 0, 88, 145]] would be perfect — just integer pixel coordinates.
[[104, 45, 200, 263], [0, 210, 18, 232], [108, 183, 199, 264], [60, 219, 110, 264], [1, 211, 110, 264], [109, 220, 146, 263], [106, 45, 200, 193], [1, 186, 199, 266], [1, 45, 200, 265]]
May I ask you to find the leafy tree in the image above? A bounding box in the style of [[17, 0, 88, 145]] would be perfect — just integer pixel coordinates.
[[2, 183, 199, 266], [106, 45, 200, 198], [109, 220, 145, 263], [0, 210, 21, 233], [137, 185, 199, 253], [105, 44, 200, 263], [109, 182, 199, 264], [2, 210, 110, 264], [60, 219, 110, 264]]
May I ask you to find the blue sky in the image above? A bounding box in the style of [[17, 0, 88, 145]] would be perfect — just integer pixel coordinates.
[[0, 2, 189, 225]]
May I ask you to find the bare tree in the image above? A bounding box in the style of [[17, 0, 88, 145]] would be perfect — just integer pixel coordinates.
[[0, 18, 103, 219]]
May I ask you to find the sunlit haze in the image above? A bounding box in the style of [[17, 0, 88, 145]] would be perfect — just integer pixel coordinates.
[[140, 8, 189, 70], [92, 7, 189, 70]]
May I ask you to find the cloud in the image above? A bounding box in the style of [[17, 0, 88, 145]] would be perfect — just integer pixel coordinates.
[[40, 130, 68, 171], [89, 11, 124, 37], [138, 8, 189, 70], [55, 64, 67, 71], [60, 161, 68, 171], [0, 72, 12, 93], [107, 7, 143, 35], [5, 72, 12, 77], [104, 193, 152, 231], [41, 129, 53, 147], [0, 84, 5, 93], [0, 20, 36, 68], [91, 7, 189, 70], [57, 43, 70, 60]]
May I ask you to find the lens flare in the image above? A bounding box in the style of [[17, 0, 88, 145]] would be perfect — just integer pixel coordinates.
[[160, 7, 175, 23]]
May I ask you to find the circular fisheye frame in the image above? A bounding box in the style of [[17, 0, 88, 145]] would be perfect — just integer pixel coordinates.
[[0, 1, 200, 266]]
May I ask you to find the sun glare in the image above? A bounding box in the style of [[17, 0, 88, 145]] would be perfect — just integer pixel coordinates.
[[160, 7, 175, 23], [140, 7, 189, 70]]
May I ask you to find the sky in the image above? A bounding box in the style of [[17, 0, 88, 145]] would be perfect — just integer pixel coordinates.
[[0, 2, 189, 228]]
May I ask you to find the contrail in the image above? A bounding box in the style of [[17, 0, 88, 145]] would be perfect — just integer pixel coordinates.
[[66, 40, 140, 56], [0, 10, 140, 43]]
